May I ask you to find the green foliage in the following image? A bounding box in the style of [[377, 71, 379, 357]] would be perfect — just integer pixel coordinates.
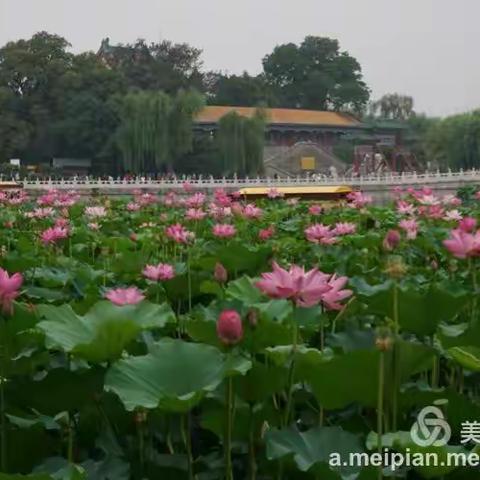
[[217, 110, 266, 175], [262, 36, 369, 112], [1, 192, 480, 478], [114, 90, 204, 173], [425, 110, 480, 169]]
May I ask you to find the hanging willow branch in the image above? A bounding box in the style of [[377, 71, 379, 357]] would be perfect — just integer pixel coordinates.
[[217, 109, 266, 176], [115, 90, 204, 174]]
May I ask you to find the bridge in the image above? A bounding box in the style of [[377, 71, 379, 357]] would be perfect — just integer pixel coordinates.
[[4, 169, 480, 202]]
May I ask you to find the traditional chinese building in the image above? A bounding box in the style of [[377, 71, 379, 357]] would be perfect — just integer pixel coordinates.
[[194, 106, 408, 176]]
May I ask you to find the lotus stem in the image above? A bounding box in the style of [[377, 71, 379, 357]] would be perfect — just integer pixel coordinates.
[[392, 283, 399, 431], [67, 418, 74, 463], [248, 405, 257, 480], [470, 258, 477, 320], [182, 413, 195, 480], [284, 322, 298, 426], [0, 320, 7, 472], [224, 377, 234, 480], [0, 372, 6, 472], [187, 251, 192, 313], [136, 416, 145, 475], [377, 351, 385, 480]]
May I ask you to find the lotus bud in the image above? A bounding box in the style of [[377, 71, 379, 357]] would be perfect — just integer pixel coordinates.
[[130, 233, 138, 242], [383, 229, 401, 251], [430, 259, 438, 270], [214, 262, 228, 284], [217, 310, 243, 346]]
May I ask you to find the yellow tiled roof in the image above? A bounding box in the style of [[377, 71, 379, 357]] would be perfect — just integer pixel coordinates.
[[195, 106, 361, 127]]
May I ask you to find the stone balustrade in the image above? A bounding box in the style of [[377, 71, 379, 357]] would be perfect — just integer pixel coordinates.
[[3, 168, 478, 191]]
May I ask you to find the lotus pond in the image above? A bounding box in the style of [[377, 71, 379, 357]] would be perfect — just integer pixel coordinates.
[[0, 185, 479, 480]]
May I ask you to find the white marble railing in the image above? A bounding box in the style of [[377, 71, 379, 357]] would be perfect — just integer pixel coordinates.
[[4, 169, 480, 190]]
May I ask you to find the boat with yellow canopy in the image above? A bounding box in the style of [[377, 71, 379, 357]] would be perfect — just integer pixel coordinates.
[[237, 185, 352, 201]]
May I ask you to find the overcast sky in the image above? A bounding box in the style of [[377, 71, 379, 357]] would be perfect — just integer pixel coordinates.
[[0, 0, 478, 117]]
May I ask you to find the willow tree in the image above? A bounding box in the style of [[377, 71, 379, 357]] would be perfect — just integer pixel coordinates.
[[217, 109, 266, 176], [115, 90, 204, 173]]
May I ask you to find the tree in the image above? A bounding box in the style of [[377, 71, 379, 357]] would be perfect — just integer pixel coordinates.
[[51, 53, 125, 161], [114, 90, 204, 174], [98, 38, 205, 94], [217, 110, 265, 176], [370, 93, 415, 120], [208, 72, 275, 107], [0, 88, 31, 161], [262, 36, 369, 112], [0, 32, 73, 163], [425, 111, 480, 170]]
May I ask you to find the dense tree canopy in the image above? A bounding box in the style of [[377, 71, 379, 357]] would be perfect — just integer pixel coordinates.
[[369, 93, 415, 120], [0, 31, 376, 174], [262, 36, 370, 112], [217, 110, 266, 176]]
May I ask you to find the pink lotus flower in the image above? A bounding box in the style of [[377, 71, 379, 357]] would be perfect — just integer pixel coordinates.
[[40, 226, 69, 245], [105, 287, 145, 306], [0, 268, 23, 315], [54, 218, 70, 229], [163, 192, 178, 207], [256, 262, 352, 310], [88, 222, 100, 231], [442, 194, 462, 206], [333, 222, 356, 236], [165, 224, 195, 244], [259, 225, 275, 241], [267, 188, 284, 199], [136, 193, 158, 206], [444, 210, 463, 221], [305, 224, 338, 244], [309, 204, 323, 215], [243, 204, 263, 219], [347, 191, 372, 208], [217, 310, 243, 345], [399, 219, 418, 240], [185, 192, 206, 208], [143, 263, 175, 282], [214, 262, 228, 283], [418, 204, 445, 219], [208, 204, 232, 219], [383, 229, 401, 251], [213, 189, 232, 207], [185, 208, 207, 221], [212, 224, 236, 238], [459, 217, 477, 233], [286, 198, 299, 206], [443, 229, 480, 259], [475, 191, 480, 200], [85, 206, 107, 218], [25, 207, 55, 219], [321, 274, 354, 311], [396, 200, 416, 216], [127, 202, 141, 212]]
